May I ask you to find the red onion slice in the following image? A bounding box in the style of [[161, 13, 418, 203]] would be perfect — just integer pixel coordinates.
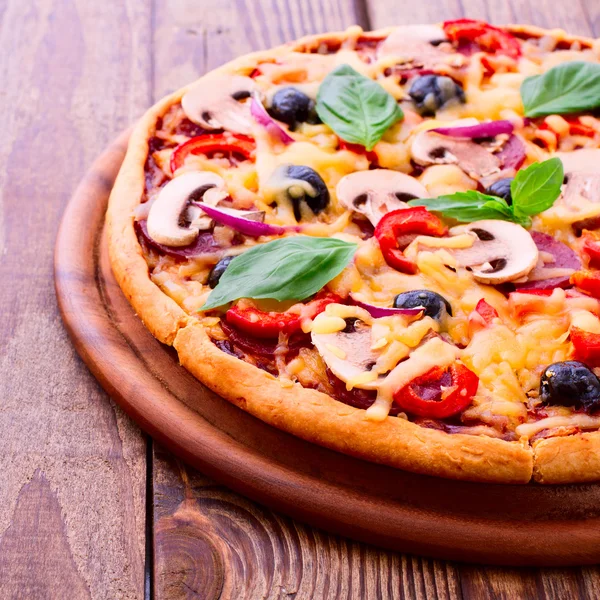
[[496, 134, 526, 170], [250, 94, 294, 144], [351, 295, 423, 318], [515, 232, 581, 291], [432, 120, 514, 139], [195, 203, 299, 237]]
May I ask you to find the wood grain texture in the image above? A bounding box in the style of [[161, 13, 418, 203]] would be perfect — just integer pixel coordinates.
[[0, 1, 148, 598]]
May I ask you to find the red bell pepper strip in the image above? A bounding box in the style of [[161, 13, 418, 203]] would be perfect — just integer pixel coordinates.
[[170, 133, 256, 173], [581, 231, 600, 269], [443, 19, 521, 59], [571, 327, 600, 367], [374, 207, 447, 274], [393, 362, 479, 419], [474, 298, 498, 323], [226, 292, 341, 339], [572, 270, 600, 299], [338, 140, 379, 165]]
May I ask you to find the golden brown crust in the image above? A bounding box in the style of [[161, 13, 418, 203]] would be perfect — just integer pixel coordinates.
[[107, 24, 599, 484]]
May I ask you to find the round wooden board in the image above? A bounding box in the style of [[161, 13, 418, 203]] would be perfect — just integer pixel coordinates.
[[55, 133, 600, 567]]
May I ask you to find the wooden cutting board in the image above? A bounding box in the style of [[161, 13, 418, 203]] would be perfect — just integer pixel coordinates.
[[55, 133, 600, 566]]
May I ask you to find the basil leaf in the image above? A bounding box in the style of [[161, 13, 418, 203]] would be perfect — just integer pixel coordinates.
[[510, 157, 564, 217], [201, 236, 357, 310], [521, 61, 600, 117], [409, 191, 515, 222], [316, 64, 403, 150]]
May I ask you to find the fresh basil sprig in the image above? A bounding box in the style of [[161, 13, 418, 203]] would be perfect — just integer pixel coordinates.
[[316, 64, 403, 150], [201, 236, 357, 310], [521, 61, 600, 117], [408, 158, 564, 227]]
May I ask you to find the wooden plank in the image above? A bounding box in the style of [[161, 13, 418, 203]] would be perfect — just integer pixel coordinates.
[[0, 0, 150, 598]]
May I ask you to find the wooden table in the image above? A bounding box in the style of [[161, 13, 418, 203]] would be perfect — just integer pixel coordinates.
[[2, 0, 600, 598]]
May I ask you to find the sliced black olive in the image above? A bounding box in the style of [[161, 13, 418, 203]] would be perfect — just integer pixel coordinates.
[[268, 87, 319, 130], [485, 177, 514, 205], [393, 290, 452, 320], [540, 361, 600, 411], [281, 165, 330, 221], [408, 75, 465, 117], [207, 255, 234, 289]]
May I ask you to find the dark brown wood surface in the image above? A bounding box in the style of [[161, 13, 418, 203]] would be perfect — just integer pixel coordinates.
[[2, 0, 599, 598]]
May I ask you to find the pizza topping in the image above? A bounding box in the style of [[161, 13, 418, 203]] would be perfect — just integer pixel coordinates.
[[170, 133, 256, 173], [146, 172, 226, 246], [408, 75, 465, 117], [514, 232, 580, 291], [393, 290, 452, 321], [374, 207, 447, 274], [432, 119, 513, 139], [443, 19, 521, 59], [267, 164, 330, 221], [393, 362, 479, 419], [485, 177, 513, 204], [539, 361, 600, 411], [555, 149, 600, 211], [450, 220, 539, 284], [315, 64, 403, 151], [207, 256, 234, 289], [377, 25, 450, 70], [226, 292, 340, 339], [181, 74, 258, 135], [249, 94, 294, 144], [267, 87, 318, 130], [335, 169, 427, 225], [411, 130, 501, 179], [350, 295, 423, 319], [311, 312, 382, 390]]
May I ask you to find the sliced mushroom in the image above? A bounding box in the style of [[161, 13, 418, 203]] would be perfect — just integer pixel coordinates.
[[147, 172, 225, 246], [449, 220, 539, 284], [378, 25, 451, 69], [411, 130, 502, 179], [336, 169, 427, 225], [555, 149, 600, 208], [311, 318, 381, 390], [181, 74, 259, 135]]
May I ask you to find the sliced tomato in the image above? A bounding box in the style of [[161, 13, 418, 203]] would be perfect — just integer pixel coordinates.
[[443, 19, 521, 59], [393, 362, 479, 419], [571, 327, 600, 367], [170, 133, 256, 173], [572, 270, 600, 299], [374, 207, 447, 274], [225, 292, 342, 339], [581, 231, 600, 269], [338, 140, 379, 165]]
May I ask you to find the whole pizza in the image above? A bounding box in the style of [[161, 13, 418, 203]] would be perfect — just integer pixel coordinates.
[[107, 20, 600, 484]]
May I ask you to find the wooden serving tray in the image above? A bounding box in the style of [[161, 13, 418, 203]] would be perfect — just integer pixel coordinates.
[[55, 133, 600, 566]]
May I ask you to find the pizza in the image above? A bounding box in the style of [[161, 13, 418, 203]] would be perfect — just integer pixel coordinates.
[[107, 20, 600, 484]]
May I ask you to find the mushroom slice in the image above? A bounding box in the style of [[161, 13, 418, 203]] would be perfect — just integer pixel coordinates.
[[411, 130, 501, 179], [555, 149, 600, 208], [336, 169, 428, 225], [311, 318, 381, 390], [147, 172, 225, 247], [181, 74, 259, 135], [450, 220, 539, 284], [378, 25, 451, 69]]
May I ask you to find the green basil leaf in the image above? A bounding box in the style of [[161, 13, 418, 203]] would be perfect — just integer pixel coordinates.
[[201, 236, 357, 310], [521, 61, 600, 117], [316, 64, 403, 150], [510, 157, 564, 216], [409, 191, 514, 223]]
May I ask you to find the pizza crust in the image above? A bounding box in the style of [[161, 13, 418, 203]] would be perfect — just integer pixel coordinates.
[[107, 24, 599, 484]]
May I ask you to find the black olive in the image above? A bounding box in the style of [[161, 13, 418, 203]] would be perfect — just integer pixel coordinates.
[[268, 87, 319, 130], [282, 165, 330, 221], [207, 256, 234, 289], [408, 75, 465, 117], [540, 361, 600, 412], [485, 178, 514, 205], [393, 290, 452, 320]]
